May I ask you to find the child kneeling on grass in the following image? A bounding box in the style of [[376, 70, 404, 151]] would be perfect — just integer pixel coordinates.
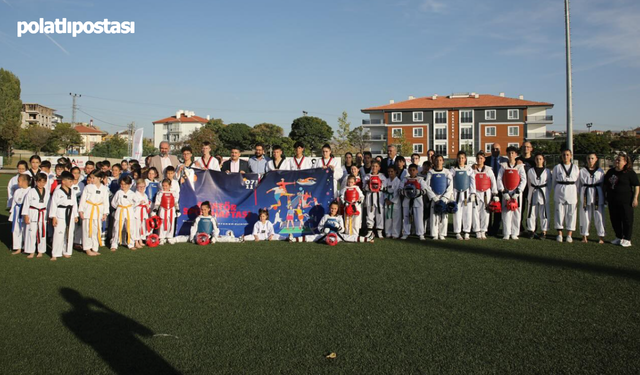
[[289, 202, 374, 243], [244, 208, 286, 241]]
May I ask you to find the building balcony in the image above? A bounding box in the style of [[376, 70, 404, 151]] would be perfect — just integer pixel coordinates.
[[526, 115, 553, 123], [368, 134, 386, 141], [362, 119, 385, 126], [526, 133, 554, 140]]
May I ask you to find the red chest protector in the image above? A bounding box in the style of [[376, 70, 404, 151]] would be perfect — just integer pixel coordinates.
[[503, 169, 521, 191], [475, 172, 491, 192], [344, 187, 360, 204], [405, 179, 421, 190], [160, 192, 175, 209]]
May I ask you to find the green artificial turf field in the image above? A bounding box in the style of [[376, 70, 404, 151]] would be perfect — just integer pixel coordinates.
[[0, 173, 639, 374]]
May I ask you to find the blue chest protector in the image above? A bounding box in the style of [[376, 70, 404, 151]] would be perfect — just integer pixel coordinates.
[[197, 217, 214, 235], [453, 170, 470, 191], [430, 173, 447, 195], [145, 182, 160, 202], [109, 179, 120, 195], [324, 218, 340, 233]]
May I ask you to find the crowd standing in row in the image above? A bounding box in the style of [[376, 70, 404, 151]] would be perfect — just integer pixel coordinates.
[[6, 140, 639, 259]]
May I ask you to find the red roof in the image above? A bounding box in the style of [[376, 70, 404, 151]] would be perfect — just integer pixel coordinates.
[[153, 115, 209, 124], [362, 94, 553, 112], [74, 125, 105, 134]]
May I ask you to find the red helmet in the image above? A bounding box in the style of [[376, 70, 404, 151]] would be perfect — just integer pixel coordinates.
[[369, 176, 382, 193], [325, 233, 339, 246], [487, 200, 502, 213], [146, 234, 160, 247], [146, 216, 162, 231], [196, 233, 211, 246], [507, 198, 519, 212]]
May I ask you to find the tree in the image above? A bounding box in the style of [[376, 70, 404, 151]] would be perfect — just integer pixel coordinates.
[[204, 118, 225, 134], [289, 116, 333, 155], [331, 111, 353, 154], [51, 122, 83, 154], [610, 136, 640, 159], [349, 126, 371, 154], [252, 123, 283, 153], [19, 124, 54, 154], [278, 136, 295, 157], [89, 136, 128, 158], [180, 127, 220, 156], [0, 68, 23, 155], [142, 138, 158, 156], [389, 130, 412, 156], [530, 139, 562, 154], [219, 123, 254, 151], [573, 132, 610, 155]]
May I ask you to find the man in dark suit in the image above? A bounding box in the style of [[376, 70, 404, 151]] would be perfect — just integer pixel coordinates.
[[380, 145, 398, 177], [221, 147, 250, 174], [485, 143, 507, 237]]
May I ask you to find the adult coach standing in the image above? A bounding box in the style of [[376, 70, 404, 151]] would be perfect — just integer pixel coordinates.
[[222, 148, 250, 174], [604, 152, 639, 247], [148, 141, 179, 178], [248, 143, 270, 174], [485, 143, 507, 237], [381, 145, 398, 177]]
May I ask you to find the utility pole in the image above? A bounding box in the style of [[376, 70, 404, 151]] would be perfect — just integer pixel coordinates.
[[128, 121, 135, 157], [69, 93, 81, 126], [586, 122, 593, 132], [564, 0, 574, 152]]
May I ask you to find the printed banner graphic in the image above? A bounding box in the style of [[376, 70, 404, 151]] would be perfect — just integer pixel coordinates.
[[176, 168, 334, 237]]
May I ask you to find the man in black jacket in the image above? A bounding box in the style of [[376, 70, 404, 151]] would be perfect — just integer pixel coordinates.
[[221, 148, 250, 174]]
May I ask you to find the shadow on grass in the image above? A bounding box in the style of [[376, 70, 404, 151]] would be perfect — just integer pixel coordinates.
[[60, 288, 181, 375], [422, 238, 640, 282], [0, 213, 12, 251]]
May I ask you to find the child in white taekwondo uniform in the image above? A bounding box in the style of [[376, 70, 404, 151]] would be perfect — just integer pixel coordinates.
[[9, 174, 31, 255], [7, 160, 28, 210], [78, 171, 110, 256], [110, 175, 139, 251], [71, 167, 84, 248], [164, 166, 181, 197], [340, 175, 365, 237], [243, 208, 286, 241], [552, 149, 580, 243], [382, 167, 402, 239], [289, 202, 374, 243], [154, 179, 180, 245], [23, 173, 50, 258], [497, 146, 527, 240], [579, 153, 606, 243], [188, 201, 219, 243], [401, 164, 428, 240], [363, 161, 387, 239], [194, 141, 221, 171], [281, 141, 313, 170], [49, 172, 79, 260], [450, 151, 476, 240], [471, 152, 498, 239], [134, 178, 151, 248], [319, 144, 343, 197], [526, 153, 552, 239], [426, 155, 453, 240]]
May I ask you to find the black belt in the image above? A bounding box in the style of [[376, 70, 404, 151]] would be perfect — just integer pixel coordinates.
[[58, 205, 74, 227], [582, 184, 602, 209], [528, 184, 547, 219], [556, 181, 576, 185]]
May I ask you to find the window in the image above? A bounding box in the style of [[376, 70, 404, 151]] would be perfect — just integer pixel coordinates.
[[508, 126, 519, 136], [485, 126, 496, 137], [391, 128, 402, 138], [485, 110, 496, 120], [508, 109, 519, 120], [460, 127, 473, 140], [485, 143, 492, 153], [413, 112, 423, 122], [435, 111, 447, 124], [508, 143, 520, 148], [413, 143, 424, 154], [413, 127, 423, 137], [435, 143, 447, 156], [435, 128, 447, 140], [460, 110, 473, 123], [392, 112, 402, 122]]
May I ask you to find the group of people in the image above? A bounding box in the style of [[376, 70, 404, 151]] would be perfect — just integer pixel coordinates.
[[6, 139, 639, 259]]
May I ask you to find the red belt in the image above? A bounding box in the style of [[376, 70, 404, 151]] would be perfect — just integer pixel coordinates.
[[161, 205, 173, 231], [137, 204, 150, 233]]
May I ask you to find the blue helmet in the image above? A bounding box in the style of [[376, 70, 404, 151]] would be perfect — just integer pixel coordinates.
[[434, 200, 448, 214]]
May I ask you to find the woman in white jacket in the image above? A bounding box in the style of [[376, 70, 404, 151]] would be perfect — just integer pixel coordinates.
[[552, 149, 580, 243], [578, 153, 605, 243]]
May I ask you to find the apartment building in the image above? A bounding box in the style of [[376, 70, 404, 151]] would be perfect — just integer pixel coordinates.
[[152, 110, 210, 150], [21, 103, 58, 129], [361, 93, 554, 157]]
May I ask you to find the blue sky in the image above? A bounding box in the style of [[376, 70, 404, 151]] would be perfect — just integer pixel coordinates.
[[1, 0, 639, 137]]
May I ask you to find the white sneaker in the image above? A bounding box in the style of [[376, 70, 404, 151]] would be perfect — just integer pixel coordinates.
[[419, 235, 426, 241], [456, 234, 463, 240], [611, 238, 621, 245], [439, 235, 446, 240], [401, 235, 408, 240], [566, 236, 573, 243], [556, 235, 563, 243], [377, 230, 384, 238], [464, 233, 470, 240], [503, 236, 510, 240], [621, 239, 632, 248], [511, 235, 519, 240]]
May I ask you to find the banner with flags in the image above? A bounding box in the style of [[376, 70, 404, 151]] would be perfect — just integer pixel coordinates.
[[176, 168, 334, 237]]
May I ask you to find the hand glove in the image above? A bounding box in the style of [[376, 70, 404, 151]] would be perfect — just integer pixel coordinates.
[[493, 196, 500, 202], [176, 211, 181, 217], [323, 227, 331, 234], [512, 193, 519, 200]]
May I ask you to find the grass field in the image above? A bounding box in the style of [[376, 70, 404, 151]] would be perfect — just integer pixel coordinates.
[[0, 173, 639, 374]]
